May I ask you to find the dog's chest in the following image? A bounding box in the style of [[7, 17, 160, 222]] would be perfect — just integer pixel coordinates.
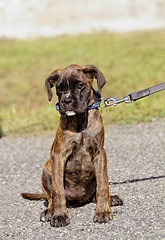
[[65, 132, 98, 181], [65, 150, 93, 176]]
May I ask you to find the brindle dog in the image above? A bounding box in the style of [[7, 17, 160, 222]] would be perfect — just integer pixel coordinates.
[[22, 64, 123, 227]]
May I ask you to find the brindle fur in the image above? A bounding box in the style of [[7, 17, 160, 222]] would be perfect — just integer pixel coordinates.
[[22, 64, 123, 227]]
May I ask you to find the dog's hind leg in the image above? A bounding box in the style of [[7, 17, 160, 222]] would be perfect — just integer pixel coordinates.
[[40, 161, 53, 222], [110, 195, 123, 206], [92, 194, 123, 207]]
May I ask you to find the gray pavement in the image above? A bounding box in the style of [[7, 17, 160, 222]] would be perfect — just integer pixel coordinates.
[[0, 120, 165, 240]]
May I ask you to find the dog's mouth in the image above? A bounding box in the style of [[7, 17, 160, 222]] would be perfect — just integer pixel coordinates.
[[65, 111, 76, 116]]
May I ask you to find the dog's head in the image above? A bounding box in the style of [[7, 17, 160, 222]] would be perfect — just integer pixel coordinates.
[[45, 64, 106, 116]]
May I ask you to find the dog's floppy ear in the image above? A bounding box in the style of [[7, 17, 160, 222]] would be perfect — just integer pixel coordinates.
[[82, 65, 106, 94], [45, 70, 60, 101]]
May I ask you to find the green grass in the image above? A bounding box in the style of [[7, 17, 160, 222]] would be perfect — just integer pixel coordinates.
[[0, 30, 165, 137]]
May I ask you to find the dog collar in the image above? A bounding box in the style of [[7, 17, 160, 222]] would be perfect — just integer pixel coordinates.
[[87, 101, 101, 109], [55, 103, 59, 111]]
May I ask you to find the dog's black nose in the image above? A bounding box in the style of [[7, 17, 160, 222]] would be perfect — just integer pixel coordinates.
[[63, 98, 73, 104], [61, 94, 74, 105]]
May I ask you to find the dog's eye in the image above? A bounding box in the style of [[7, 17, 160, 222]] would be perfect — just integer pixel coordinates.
[[77, 83, 84, 89]]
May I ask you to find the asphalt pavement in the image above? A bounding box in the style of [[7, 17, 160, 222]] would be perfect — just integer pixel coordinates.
[[0, 120, 164, 240]]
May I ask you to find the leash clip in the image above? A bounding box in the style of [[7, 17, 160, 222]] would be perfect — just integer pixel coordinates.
[[100, 94, 133, 108]]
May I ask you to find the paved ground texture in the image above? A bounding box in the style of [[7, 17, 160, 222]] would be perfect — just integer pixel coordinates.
[[0, 120, 164, 240]]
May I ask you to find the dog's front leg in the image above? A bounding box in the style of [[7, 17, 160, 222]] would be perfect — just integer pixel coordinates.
[[50, 154, 69, 227], [93, 148, 113, 223]]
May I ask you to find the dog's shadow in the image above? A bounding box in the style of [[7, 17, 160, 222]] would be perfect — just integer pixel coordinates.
[[109, 175, 165, 185]]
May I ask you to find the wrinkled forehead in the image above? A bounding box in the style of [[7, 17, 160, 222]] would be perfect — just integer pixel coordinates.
[[57, 68, 91, 89]]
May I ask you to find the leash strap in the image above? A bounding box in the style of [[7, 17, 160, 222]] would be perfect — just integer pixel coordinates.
[[129, 82, 165, 101], [99, 82, 165, 108]]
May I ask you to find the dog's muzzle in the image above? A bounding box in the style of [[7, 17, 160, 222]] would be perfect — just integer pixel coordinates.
[[59, 93, 89, 115]]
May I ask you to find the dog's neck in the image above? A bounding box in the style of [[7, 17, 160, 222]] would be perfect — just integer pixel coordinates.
[[60, 111, 88, 132], [60, 91, 98, 132]]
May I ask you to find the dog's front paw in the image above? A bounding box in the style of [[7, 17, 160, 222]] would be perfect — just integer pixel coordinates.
[[93, 211, 113, 224], [50, 214, 70, 227], [40, 209, 51, 222]]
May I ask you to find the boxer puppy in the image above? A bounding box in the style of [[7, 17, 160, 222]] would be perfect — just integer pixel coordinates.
[[22, 64, 123, 227]]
